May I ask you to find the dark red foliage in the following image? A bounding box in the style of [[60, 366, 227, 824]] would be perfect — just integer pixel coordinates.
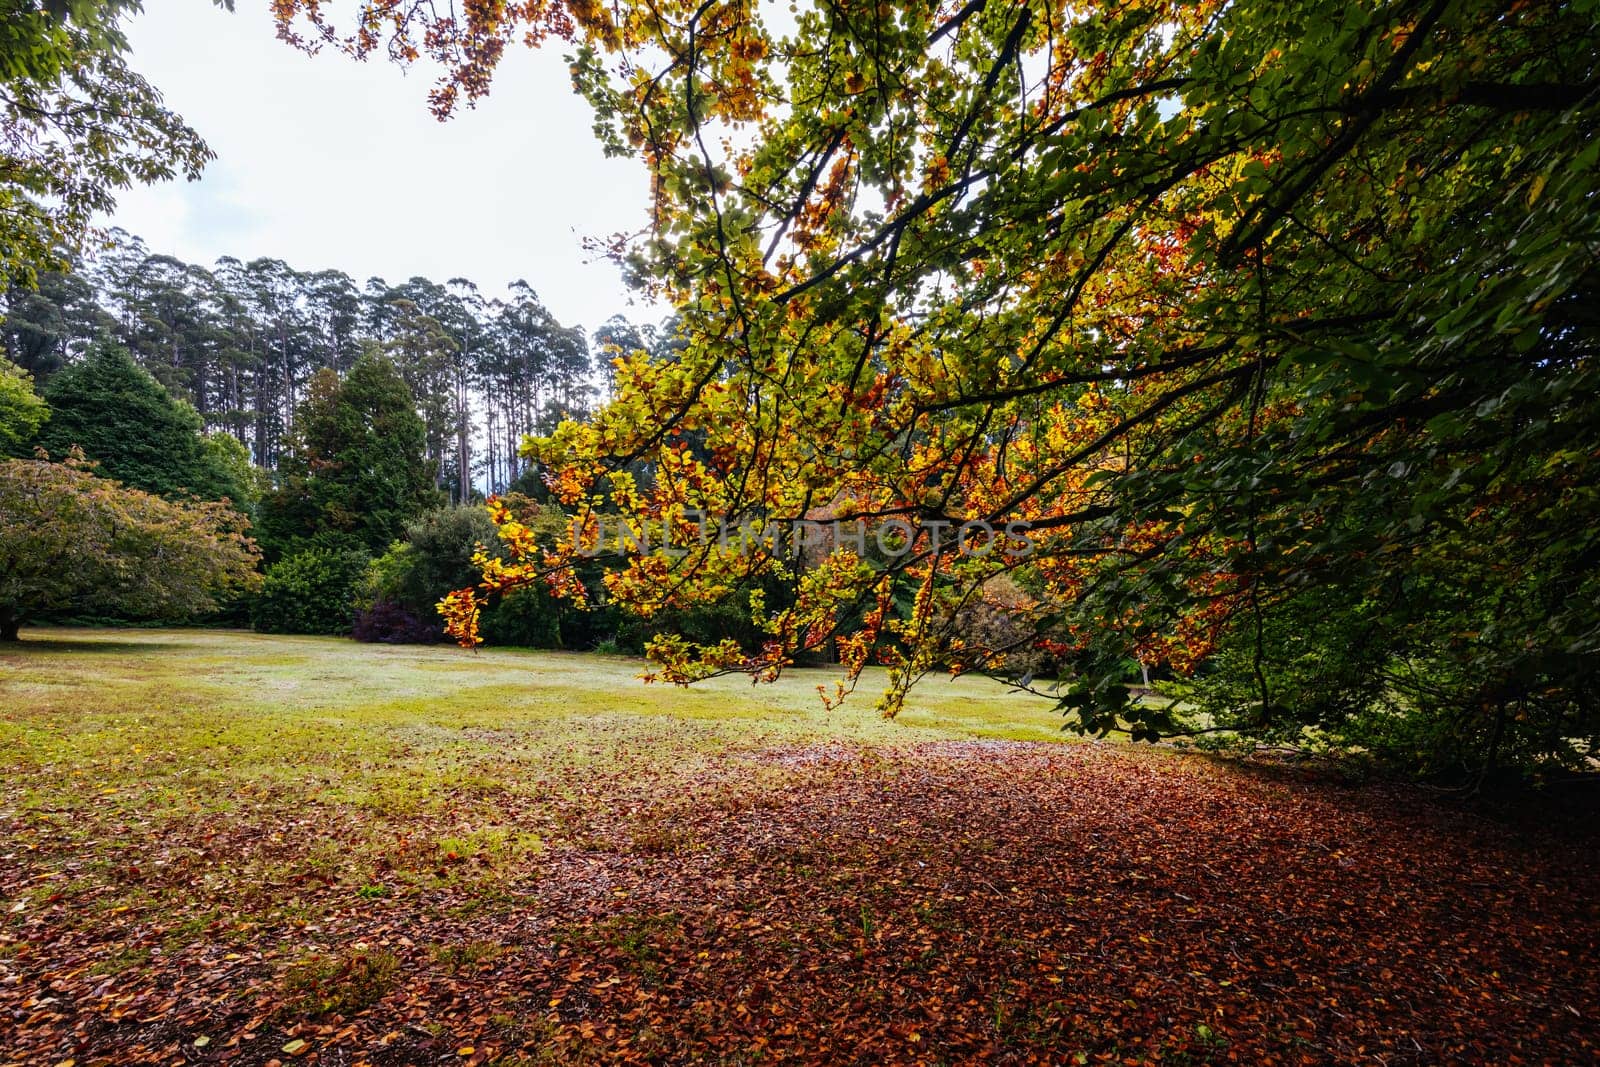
[[352, 599, 443, 644]]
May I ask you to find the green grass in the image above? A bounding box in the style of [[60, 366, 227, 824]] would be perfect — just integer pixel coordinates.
[[0, 627, 1069, 933], [2, 623, 1062, 716], [0, 628, 1068, 785]]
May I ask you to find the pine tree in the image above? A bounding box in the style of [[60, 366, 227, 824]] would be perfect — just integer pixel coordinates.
[[256, 353, 441, 558], [35, 344, 248, 503]]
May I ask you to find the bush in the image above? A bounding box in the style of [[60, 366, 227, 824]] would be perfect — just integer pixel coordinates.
[[360, 499, 775, 653], [354, 505, 501, 643], [352, 598, 442, 644], [948, 576, 1068, 680], [373, 499, 617, 650], [478, 585, 565, 648], [617, 600, 765, 657], [252, 548, 370, 635], [377, 506, 499, 610]]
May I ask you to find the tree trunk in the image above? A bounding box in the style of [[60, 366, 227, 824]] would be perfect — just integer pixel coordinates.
[[456, 368, 471, 502], [0, 609, 21, 643], [1474, 697, 1511, 794]]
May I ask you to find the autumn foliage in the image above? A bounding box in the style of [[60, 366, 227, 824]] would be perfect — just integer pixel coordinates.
[[4, 693, 1598, 1064], [0, 451, 261, 639], [282, 0, 1599, 775]]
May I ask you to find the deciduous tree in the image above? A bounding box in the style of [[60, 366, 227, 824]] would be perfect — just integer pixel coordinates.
[[0, 452, 260, 641], [279, 0, 1599, 772], [0, 1, 213, 289]]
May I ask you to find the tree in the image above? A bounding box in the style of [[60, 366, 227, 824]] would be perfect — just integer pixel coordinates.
[[368, 506, 498, 620], [199, 430, 265, 517], [0, 357, 48, 455], [359, 505, 501, 641], [257, 353, 440, 558], [281, 0, 1600, 773], [383, 297, 460, 490], [303, 268, 365, 374], [96, 251, 236, 410], [35, 343, 250, 503], [466, 281, 598, 493], [335, 353, 443, 548], [0, 262, 113, 377], [0, 1, 212, 289], [0, 452, 260, 641], [1, 224, 607, 506]]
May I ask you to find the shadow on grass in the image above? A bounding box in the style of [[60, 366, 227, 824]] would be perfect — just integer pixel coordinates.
[[1190, 746, 1600, 842], [0, 634, 200, 655]]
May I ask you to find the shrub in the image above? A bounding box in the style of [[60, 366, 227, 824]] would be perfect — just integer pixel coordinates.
[[356, 505, 501, 642], [397, 499, 615, 650], [616, 600, 765, 658], [252, 548, 370, 635], [478, 585, 565, 648], [376, 506, 499, 610], [352, 598, 441, 644]]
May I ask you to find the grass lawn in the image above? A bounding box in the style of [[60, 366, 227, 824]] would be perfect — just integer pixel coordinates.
[[2, 628, 1597, 1065]]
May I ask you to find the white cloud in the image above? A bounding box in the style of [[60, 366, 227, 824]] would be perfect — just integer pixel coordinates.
[[107, 0, 664, 332]]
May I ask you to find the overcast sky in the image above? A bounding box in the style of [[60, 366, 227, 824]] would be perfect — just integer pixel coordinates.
[[108, 1, 662, 333]]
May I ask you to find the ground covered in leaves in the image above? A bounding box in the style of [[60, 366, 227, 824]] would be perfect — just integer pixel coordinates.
[[3, 630, 1597, 1065]]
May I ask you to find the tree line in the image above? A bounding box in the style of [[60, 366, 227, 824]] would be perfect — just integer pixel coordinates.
[[1, 334, 751, 655], [0, 235, 701, 656], [1, 230, 662, 497]]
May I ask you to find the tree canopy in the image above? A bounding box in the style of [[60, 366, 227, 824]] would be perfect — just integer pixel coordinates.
[[35, 343, 249, 503], [280, 0, 1600, 774], [1, 234, 613, 498], [0, 1, 213, 289]]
